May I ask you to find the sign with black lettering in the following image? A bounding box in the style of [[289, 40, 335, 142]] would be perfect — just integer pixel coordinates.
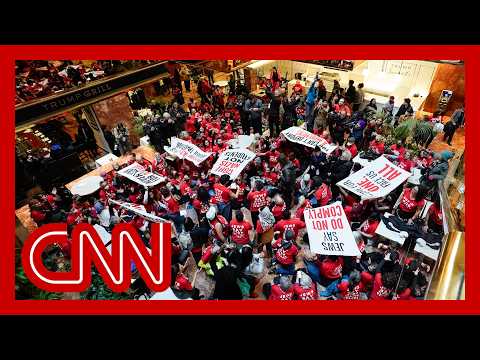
[[337, 156, 411, 200], [210, 149, 255, 180], [304, 202, 360, 256], [118, 162, 166, 187]]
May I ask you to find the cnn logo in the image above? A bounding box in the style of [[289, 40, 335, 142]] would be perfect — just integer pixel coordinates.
[[21, 223, 171, 293]]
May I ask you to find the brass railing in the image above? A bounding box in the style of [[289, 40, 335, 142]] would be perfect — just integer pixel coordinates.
[[426, 152, 465, 300]]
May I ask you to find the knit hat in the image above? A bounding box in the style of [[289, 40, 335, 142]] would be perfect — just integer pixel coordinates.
[[441, 150, 454, 161]]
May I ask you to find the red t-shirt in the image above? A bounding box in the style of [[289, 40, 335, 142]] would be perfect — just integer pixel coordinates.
[[292, 283, 318, 300], [314, 183, 332, 206], [319, 258, 344, 280], [185, 116, 196, 133], [265, 150, 280, 168], [399, 188, 425, 213], [295, 200, 312, 221], [361, 219, 379, 236], [230, 219, 252, 245], [428, 203, 443, 225], [370, 273, 391, 300], [390, 144, 406, 157], [214, 183, 231, 203], [346, 143, 358, 158], [247, 190, 268, 212], [397, 156, 414, 172], [209, 215, 229, 239], [274, 218, 306, 239], [269, 285, 294, 300], [370, 140, 385, 154], [272, 239, 299, 265], [166, 197, 180, 213], [174, 273, 193, 291], [31, 209, 46, 223], [272, 203, 287, 220]]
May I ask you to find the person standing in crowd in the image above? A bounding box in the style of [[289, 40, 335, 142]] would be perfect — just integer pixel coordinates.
[[270, 66, 281, 91], [352, 83, 365, 112], [278, 153, 297, 208], [313, 100, 329, 133], [101, 125, 116, 155], [112, 122, 130, 155], [266, 88, 282, 137], [345, 80, 356, 104], [450, 104, 465, 127], [179, 64, 191, 92], [244, 94, 264, 135], [305, 73, 320, 132]]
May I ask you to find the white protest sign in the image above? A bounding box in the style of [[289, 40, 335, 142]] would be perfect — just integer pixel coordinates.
[[304, 202, 360, 256], [210, 148, 255, 180], [109, 199, 167, 223], [165, 137, 211, 166], [118, 162, 166, 187], [281, 126, 337, 154], [337, 156, 411, 200]]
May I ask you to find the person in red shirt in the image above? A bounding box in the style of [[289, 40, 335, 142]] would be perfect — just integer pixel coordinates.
[[292, 271, 318, 300], [317, 255, 344, 287], [390, 140, 406, 157], [314, 178, 332, 207], [206, 206, 230, 243], [185, 114, 197, 134], [393, 185, 427, 223], [268, 276, 294, 300], [416, 149, 433, 169], [271, 195, 287, 221], [257, 144, 280, 169], [369, 135, 385, 154], [213, 174, 239, 222], [359, 213, 381, 243], [230, 210, 253, 246], [345, 137, 358, 158], [295, 196, 312, 221], [396, 151, 415, 172], [247, 181, 269, 228], [272, 230, 299, 275], [274, 209, 306, 239], [424, 192, 444, 234]]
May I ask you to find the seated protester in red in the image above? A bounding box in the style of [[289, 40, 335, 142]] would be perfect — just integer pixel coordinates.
[[213, 174, 238, 222], [358, 212, 381, 245], [370, 252, 399, 300], [315, 255, 344, 288], [267, 276, 294, 301], [292, 270, 318, 300], [336, 271, 368, 300], [393, 185, 427, 223], [271, 230, 299, 276], [295, 196, 312, 221], [389, 140, 406, 157], [313, 177, 332, 207], [247, 180, 269, 228], [416, 149, 433, 169], [274, 209, 306, 239], [396, 151, 415, 172], [288, 152, 301, 170], [257, 143, 281, 169], [230, 210, 253, 246], [271, 194, 287, 221], [206, 206, 230, 243], [424, 192, 444, 234], [369, 135, 385, 154], [345, 137, 358, 158]]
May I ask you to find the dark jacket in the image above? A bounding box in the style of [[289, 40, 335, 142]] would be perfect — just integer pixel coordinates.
[[395, 103, 413, 117]]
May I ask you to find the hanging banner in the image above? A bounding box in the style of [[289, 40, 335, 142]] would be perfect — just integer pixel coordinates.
[[304, 202, 360, 256], [281, 126, 337, 154], [337, 156, 411, 200], [210, 148, 255, 180], [164, 137, 212, 166], [109, 199, 167, 223], [118, 162, 166, 187]]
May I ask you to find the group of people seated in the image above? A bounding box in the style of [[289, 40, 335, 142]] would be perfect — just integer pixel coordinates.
[[25, 69, 455, 301]]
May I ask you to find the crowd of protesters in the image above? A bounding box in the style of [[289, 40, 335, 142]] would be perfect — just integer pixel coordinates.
[[26, 66, 457, 301], [16, 60, 155, 104]]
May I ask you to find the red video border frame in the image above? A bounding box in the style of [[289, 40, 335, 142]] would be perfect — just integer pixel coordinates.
[[0, 45, 475, 315]]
